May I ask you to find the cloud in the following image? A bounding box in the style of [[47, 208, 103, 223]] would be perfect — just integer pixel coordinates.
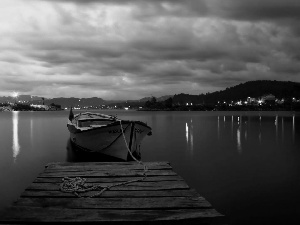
[[0, 0, 300, 99], [207, 0, 300, 20]]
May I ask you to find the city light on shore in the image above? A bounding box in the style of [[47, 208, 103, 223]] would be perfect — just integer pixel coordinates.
[[12, 92, 19, 98]]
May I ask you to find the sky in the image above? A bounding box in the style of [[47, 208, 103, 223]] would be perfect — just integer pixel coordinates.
[[1, 0, 300, 100]]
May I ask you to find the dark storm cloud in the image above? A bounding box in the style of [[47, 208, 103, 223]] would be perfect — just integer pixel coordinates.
[[42, 0, 209, 18], [210, 0, 300, 21], [43, 0, 300, 20]]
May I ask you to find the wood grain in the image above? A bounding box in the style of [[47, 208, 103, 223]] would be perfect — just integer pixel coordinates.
[[0, 161, 226, 224]]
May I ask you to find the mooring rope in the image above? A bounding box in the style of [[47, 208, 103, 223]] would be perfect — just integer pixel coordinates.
[[118, 120, 148, 176], [60, 119, 148, 198]]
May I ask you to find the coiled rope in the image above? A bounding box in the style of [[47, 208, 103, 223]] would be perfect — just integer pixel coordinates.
[[60, 120, 148, 198]]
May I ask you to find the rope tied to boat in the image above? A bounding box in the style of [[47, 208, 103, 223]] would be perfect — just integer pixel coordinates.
[[118, 120, 149, 176], [60, 120, 148, 198]]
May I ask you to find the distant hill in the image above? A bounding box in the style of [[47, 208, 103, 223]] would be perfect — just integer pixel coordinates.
[[2, 80, 299, 108], [44, 97, 105, 108], [173, 80, 300, 104], [0, 95, 45, 104], [139, 95, 173, 102], [0, 96, 14, 103]]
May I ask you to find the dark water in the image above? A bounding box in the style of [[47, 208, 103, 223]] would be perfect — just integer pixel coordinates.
[[0, 110, 299, 224]]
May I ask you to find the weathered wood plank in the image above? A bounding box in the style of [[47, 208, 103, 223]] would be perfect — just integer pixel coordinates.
[[45, 164, 172, 172], [33, 175, 184, 183], [26, 180, 189, 191], [46, 161, 171, 166], [44, 167, 172, 173], [14, 196, 212, 209], [43, 165, 172, 172], [38, 169, 177, 177], [0, 207, 225, 224], [21, 189, 201, 198], [45, 161, 171, 170]]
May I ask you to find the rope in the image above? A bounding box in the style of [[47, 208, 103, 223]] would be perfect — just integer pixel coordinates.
[[118, 120, 148, 176], [60, 120, 148, 198]]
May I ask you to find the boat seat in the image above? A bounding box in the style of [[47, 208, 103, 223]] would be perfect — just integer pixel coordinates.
[[89, 125, 105, 128]]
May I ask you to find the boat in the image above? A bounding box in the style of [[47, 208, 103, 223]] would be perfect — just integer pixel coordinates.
[[67, 108, 152, 161]]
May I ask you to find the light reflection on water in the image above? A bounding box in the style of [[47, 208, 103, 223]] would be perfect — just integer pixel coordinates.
[[217, 116, 220, 140], [282, 117, 284, 142], [237, 124, 242, 154], [185, 119, 193, 154], [30, 116, 33, 144], [218, 114, 297, 156], [293, 114, 295, 143], [12, 111, 20, 162]]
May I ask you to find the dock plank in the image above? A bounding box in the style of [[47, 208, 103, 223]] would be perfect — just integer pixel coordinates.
[[45, 161, 172, 171], [0, 161, 226, 224], [14, 196, 212, 209], [21, 189, 200, 198], [0, 207, 224, 224], [33, 175, 184, 183], [46, 161, 171, 168], [26, 180, 190, 191], [38, 169, 177, 177]]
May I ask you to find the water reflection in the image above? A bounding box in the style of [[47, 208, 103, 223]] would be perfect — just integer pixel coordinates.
[[282, 117, 284, 142], [66, 139, 125, 162], [217, 116, 220, 140], [237, 124, 242, 154], [259, 116, 262, 144], [222, 114, 297, 154], [293, 114, 295, 143], [185, 123, 188, 143], [185, 119, 194, 153], [275, 115, 278, 143], [30, 116, 33, 144], [231, 116, 234, 139], [12, 111, 20, 162]]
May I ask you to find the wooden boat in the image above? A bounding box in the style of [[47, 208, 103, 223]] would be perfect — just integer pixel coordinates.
[[67, 109, 152, 161]]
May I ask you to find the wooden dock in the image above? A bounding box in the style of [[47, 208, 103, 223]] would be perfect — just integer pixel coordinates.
[[0, 161, 225, 224]]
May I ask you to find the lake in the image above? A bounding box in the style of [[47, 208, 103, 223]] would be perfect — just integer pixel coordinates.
[[0, 110, 299, 224]]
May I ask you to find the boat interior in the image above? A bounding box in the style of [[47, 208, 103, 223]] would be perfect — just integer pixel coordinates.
[[77, 119, 114, 128]]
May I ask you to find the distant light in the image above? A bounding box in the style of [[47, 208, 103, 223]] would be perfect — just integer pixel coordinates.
[[12, 92, 19, 98], [124, 107, 129, 110]]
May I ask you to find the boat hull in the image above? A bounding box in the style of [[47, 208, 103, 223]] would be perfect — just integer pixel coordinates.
[[67, 121, 151, 161]]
